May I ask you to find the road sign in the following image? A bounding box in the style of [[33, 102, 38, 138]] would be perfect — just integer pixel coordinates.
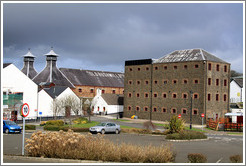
[[178, 114, 181, 118], [20, 103, 30, 117], [39, 112, 42, 115], [201, 113, 205, 118]]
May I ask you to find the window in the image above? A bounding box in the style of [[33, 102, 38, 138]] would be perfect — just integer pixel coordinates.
[[154, 66, 158, 70], [216, 64, 220, 71], [112, 90, 116, 94], [138, 67, 141, 71], [154, 80, 158, 84], [174, 65, 178, 69], [128, 80, 132, 85], [216, 79, 219, 86], [182, 108, 187, 114], [153, 107, 158, 112], [172, 108, 177, 114], [193, 93, 199, 99], [163, 93, 167, 98], [223, 94, 227, 102], [145, 93, 149, 98], [153, 93, 158, 98], [128, 106, 132, 111], [216, 94, 219, 101], [182, 93, 188, 99], [136, 106, 140, 111], [173, 79, 177, 84], [194, 79, 199, 84], [163, 80, 168, 84], [184, 65, 188, 69], [145, 80, 149, 85], [136, 93, 140, 98], [208, 93, 211, 101], [162, 108, 167, 113], [224, 79, 227, 86], [137, 80, 141, 85], [208, 78, 211, 85], [129, 68, 132, 71], [90, 89, 94, 93], [183, 79, 188, 84], [128, 93, 132, 98], [224, 65, 227, 72], [208, 63, 212, 70], [193, 109, 198, 115], [195, 64, 199, 68], [172, 93, 177, 99], [146, 67, 149, 71], [164, 66, 167, 70], [78, 88, 82, 93], [144, 107, 148, 112], [102, 89, 105, 94]]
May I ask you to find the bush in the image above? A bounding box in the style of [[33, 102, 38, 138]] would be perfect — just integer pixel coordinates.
[[40, 121, 47, 126], [166, 130, 207, 140], [169, 116, 185, 134], [188, 153, 207, 163], [25, 125, 36, 130], [230, 155, 242, 163], [44, 125, 89, 132], [25, 130, 175, 163], [121, 128, 165, 135], [72, 117, 88, 124], [163, 124, 169, 129], [43, 125, 65, 131], [45, 120, 64, 126]]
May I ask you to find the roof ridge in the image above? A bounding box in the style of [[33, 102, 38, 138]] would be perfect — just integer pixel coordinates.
[[60, 67, 124, 74]]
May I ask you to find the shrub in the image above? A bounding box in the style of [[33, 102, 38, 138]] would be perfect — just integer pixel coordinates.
[[45, 120, 64, 126], [169, 116, 185, 134], [121, 128, 165, 135], [25, 125, 36, 130], [44, 125, 89, 132], [72, 117, 88, 124], [40, 121, 47, 126], [25, 130, 175, 163], [43, 125, 65, 131], [163, 124, 169, 129], [230, 155, 242, 163], [166, 130, 207, 140], [188, 153, 207, 163]]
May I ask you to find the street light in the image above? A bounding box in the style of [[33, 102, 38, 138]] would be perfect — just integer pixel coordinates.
[[190, 90, 193, 129]]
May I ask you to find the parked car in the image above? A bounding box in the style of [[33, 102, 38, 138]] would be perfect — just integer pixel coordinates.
[[89, 122, 121, 134], [3, 120, 22, 134]]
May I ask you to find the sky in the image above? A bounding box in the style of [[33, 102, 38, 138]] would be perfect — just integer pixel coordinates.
[[2, 2, 244, 73]]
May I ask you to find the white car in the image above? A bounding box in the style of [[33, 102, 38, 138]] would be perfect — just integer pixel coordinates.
[[89, 122, 121, 134]]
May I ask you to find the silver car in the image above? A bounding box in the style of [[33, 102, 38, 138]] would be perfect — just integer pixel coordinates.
[[89, 122, 121, 134]]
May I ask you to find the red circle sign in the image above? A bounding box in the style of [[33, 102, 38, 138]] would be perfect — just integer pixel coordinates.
[[178, 114, 181, 118], [201, 113, 205, 118], [21, 103, 30, 117]]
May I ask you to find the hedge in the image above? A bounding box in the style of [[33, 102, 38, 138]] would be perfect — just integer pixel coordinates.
[[45, 120, 64, 126], [25, 125, 36, 130], [43, 125, 89, 132], [165, 130, 207, 140]]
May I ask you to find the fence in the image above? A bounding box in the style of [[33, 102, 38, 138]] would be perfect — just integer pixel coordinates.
[[206, 118, 243, 132], [224, 123, 243, 132]]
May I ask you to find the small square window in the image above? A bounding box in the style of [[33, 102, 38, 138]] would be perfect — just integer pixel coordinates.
[[195, 64, 199, 68], [184, 65, 188, 69], [136, 106, 140, 111], [163, 80, 168, 84], [183, 93, 187, 99], [102, 90, 105, 94], [164, 66, 167, 70], [144, 107, 148, 111], [172, 108, 177, 114], [145, 80, 149, 85], [128, 106, 132, 111], [224, 65, 227, 72], [183, 79, 188, 84], [146, 67, 149, 71], [224, 79, 227, 86], [128, 80, 132, 85], [194, 80, 199, 84], [129, 68, 133, 71], [154, 93, 158, 98], [78, 88, 82, 93], [128, 93, 132, 98], [90, 89, 94, 93], [173, 80, 177, 84], [193, 109, 198, 115], [208, 63, 212, 70], [154, 80, 158, 84], [194, 94, 198, 99], [208, 78, 211, 85], [182, 109, 187, 114], [137, 80, 141, 85], [224, 94, 227, 101], [174, 66, 178, 69], [216, 94, 219, 101], [138, 68, 141, 71], [216, 64, 220, 71], [153, 107, 157, 112], [216, 79, 219, 86], [112, 90, 116, 94], [172, 93, 177, 98], [208, 94, 211, 101], [163, 93, 167, 98], [155, 66, 158, 70], [162, 108, 167, 113], [145, 93, 149, 98], [136, 93, 140, 98]]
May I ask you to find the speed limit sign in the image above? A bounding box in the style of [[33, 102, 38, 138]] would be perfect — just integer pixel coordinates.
[[20, 103, 30, 117]]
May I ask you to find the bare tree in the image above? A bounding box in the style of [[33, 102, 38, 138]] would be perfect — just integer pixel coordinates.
[[61, 95, 81, 116], [51, 98, 63, 119]]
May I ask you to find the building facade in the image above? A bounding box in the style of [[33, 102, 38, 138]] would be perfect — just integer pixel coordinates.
[[124, 49, 230, 124], [230, 76, 243, 103]]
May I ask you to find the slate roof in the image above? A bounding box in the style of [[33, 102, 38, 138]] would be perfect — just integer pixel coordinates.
[[3, 63, 12, 68], [101, 94, 124, 105], [153, 49, 229, 64], [60, 68, 124, 88], [21, 62, 38, 79], [43, 86, 68, 99], [232, 77, 243, 88]]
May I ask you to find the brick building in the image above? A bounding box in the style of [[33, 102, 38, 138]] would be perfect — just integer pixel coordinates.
[[60, 68, 124, 98], [124, 49, 230, 124]]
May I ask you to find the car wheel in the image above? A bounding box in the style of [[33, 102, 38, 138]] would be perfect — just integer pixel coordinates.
[[101, 129, 105, 134], [115, 129, 120, 134], [5, 129, 9, 134]]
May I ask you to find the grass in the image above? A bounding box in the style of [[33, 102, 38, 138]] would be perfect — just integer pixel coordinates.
[[113, 119, 131, 122], [120, 125, 139, 129], [227, 132, 243, 135], [184, 127, 207, 133], [66, 121, 100, 128]]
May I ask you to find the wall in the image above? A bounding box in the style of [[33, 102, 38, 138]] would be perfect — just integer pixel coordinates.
[[230, 81, 242, 103], [38, 90, 54, 117]]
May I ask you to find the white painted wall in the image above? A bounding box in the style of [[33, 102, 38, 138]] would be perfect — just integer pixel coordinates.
[[3, 64, 38, 120], [230, 80, 242, 103], [231, 109, 243, 123], [38, 90, 54, 117]]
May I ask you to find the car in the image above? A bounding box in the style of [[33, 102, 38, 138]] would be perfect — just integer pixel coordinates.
[[89, 122, 121, 134], [3, 120, 22, 134]]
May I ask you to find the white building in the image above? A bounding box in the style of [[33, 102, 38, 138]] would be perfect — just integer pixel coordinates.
[[91, 89, 124, 116], [3, 63, 38, 120], [230, 76, 243, 103], [38, 86, 81, 118]]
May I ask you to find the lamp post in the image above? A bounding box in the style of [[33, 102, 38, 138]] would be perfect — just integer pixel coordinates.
[[190, 90, 193, 129]]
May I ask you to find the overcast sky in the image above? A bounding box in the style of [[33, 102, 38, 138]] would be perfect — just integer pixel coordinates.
[[3, 2, 244, 73]]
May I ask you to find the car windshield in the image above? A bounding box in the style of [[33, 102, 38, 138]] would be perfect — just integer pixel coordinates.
[[5, 121, 17, 125], [97, 123, 106, 126]]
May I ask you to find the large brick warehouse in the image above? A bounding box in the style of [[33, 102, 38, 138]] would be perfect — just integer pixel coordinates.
[[124, 49, 230, 124]]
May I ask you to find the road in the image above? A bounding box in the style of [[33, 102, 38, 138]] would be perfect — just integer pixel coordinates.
[[3, 131, 243, 163]]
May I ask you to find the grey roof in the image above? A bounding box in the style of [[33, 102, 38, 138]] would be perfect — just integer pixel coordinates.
[[21, 62, 38, 79], [60, 68, 124, 88], [3, 63, 11, 68], [154, 49, 229, 64], [232, 78, 243, 88], [43, 86, 68, 99], [101, 94, 124, 105]]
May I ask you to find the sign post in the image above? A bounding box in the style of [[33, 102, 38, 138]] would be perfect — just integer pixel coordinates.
[[201, 113, 205, 131], [39, 112, 42, 123], [20, 103, 30, 156]]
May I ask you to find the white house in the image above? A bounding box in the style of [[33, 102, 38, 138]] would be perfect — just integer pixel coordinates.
[[3, 63, 38, 120], [230, 76, 243, 103], [38, 86, 81, 118], [91, 89, 124, 116], [226, 103, 243, 123]]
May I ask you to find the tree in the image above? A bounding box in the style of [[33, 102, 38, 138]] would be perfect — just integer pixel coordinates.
[[231, 70, 243, 78], [61, 95, 81, 116], [51, 98, 63, 119]]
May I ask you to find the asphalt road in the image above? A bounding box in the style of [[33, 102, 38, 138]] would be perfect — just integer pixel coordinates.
[[3, 131, 243, 163]]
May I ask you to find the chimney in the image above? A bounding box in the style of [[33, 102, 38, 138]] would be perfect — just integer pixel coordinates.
[[44, 47, 59, 83], [21, 49, 38, 79]]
